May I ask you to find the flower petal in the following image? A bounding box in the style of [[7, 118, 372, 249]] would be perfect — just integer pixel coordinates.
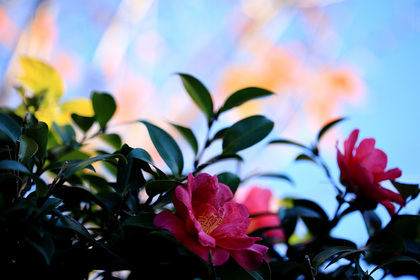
[[212, 202, 251, 239], [374, 167, 402, 184], [344, 129, 359, 162], [360, 148, 387, 173], [153, 210, 188, 242], [192, 174, 233, 211], [230, 244, 268, 270], [216, 236, 257, 250], [354, 138, 375, 162], [183, 236, 230, 266]]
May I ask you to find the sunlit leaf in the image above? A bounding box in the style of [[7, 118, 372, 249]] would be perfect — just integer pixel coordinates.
[[139, 120, 184, 176], [177, 73, 214, 122], [99, 133, 122, 149], [92, 92, 117, 130], [222, 115, 274, 154], [18, 56, 64, 99], [219, 87, 274, 115]]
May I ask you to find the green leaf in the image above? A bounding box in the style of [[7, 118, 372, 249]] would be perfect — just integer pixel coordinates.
[[24, 235, 55, 265], [53, 122, 76, 144], [169, 122, 199, 155], [219, 87, 274, 114], [128, 148, 155, 165], [369, 255, 420, 276], [18, 135, 38, 164], [0, 112, 21, 142], [216, 258, 271, 280], [222, 115, 274, 154], [269, 139, 308, 150], [217, 172, 241, 195], [312, 246, 359, 274], [92, 92, 117, 130], [62, 153, 126, 180], [71, 113, 95, 132], [145, 179, 180, 198], [121, 213, 156, 229], [57, 215, 96, 243], [316, 117, 346, 144], [99, 133, 122, 149], [177, 73, 214, 122], [391, 181, 419, 201], [245, 172, 294, 185], [139, 120, 184, 176], [26, 121, 48, 161], [295, 153, 317, 164], [0, 159, 31, 174], [33, 197, 62, 220], [362, 210, 382, 237]]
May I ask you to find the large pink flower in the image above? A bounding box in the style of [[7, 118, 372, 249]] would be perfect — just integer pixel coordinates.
[[153, 173, 268, 270], [337, 129, 404, 215], [235, 186, 284, 244]]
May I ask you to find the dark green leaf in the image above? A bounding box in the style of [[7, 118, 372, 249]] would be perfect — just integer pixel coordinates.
[[54, 186, 109, 215], [169, 122, 199, 155], [219, 87, 274, 114], [0, 112, 21, 142], [53, 122, 76, 144], [33, 197, 62, 220], [57, 215, 96, 243], [145, 180, 180, 198], [369, 256, 420, 276], [18, 134, 38, 164], [246, 172, 293, 185], [362, 210, 382, 237], [216, 258, 271, 280], [316, 117, 346, 144], [312, 246, 358, 274], [139, 120, 184, 176], [222, 115, 273, 154], [0, 159, 31, 174], [295, 154, 317, 164], [177, 73, 214, 122], [391, 181, 419, 201], [99, 133, 122, 149], [71, 113, 95, 132], [121, 213, 156, 229], [212, 127, 228, 141], [92, 91, 117, 129], [128, 148, 155, 165], [217, 172, 241, 195], [324, 249, 366, 270], [269, 139, 308, 150], [63, 153, 126, 180], [24, 235, 55, 265], [26, 121, 48, 161]]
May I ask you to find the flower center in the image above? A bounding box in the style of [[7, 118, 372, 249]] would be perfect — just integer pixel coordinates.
[[198, 212, 223, 234]]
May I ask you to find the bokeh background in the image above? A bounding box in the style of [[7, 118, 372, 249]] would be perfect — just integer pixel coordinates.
[[1, 0, 419, 278]]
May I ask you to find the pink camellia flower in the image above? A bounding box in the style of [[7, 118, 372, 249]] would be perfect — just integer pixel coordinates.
[[235, 186, 284, 244], [153, 173, 268, 270], [337, 129, 404, 215]]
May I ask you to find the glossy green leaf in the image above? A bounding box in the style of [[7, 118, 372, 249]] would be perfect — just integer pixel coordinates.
[[71, 113, 95, 132], [222, 115, 274, 154], [139, 120, 184, 176], [312, 246, 359, 274], [217, 172, 241, 195], [57, 215, 96, 243], [121, 213, 156, 229], [219, 87, 274, 114], [177, 73, 214, 122], [26, 121, 48, 161], [316, 117, 346, 144], [92, 91, 117, 129], [128, 148, 155, 165], [18, 135, 38, 164], [0, 159, 31, 174], [169, 122, 199, 155], [99, 133, 122, 149], [0, 112, 21, 142], [62, 153, 126, 180], [145, 179, 180, 197], [369, 255, 420, 276]]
